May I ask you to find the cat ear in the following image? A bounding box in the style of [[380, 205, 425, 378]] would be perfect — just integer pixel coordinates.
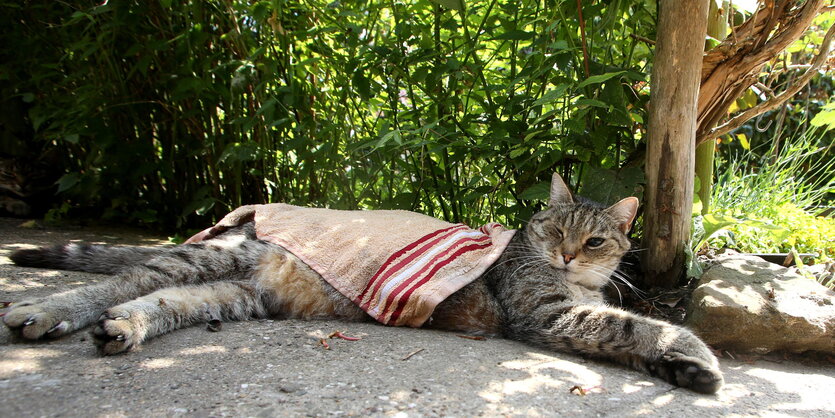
[[606, 197, 639, 233], [549, 173, 573, 206]]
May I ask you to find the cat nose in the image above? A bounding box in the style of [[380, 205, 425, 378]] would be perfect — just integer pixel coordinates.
[[562, 253, 575, 264]]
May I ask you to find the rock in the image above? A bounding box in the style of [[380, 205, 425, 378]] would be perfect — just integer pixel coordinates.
[[685, 254, 835, 354]]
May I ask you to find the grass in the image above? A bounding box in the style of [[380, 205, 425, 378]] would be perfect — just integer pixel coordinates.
[[706, 126, 835, 264]]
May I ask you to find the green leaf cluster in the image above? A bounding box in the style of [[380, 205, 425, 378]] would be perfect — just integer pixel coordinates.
[[0, 1, 656, 228]]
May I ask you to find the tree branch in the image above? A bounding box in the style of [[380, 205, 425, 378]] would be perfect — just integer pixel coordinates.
[[703, 21, 835, 142]]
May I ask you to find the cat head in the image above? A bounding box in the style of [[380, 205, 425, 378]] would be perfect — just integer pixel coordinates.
[[525, 173, 638, 289]]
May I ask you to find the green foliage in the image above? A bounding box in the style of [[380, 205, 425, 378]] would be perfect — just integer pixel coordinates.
[[703, 127, 835, 263], [0, 0, 656, 229]]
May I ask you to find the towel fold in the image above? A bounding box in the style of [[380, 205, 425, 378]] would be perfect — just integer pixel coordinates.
[[186, 204, 516, 327]]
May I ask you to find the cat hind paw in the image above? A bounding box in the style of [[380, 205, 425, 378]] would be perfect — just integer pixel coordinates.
[[2, 301, 72, 340], [92, 310, 141, 355]]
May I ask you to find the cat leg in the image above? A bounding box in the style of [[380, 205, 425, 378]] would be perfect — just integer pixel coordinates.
[[92, 281, 266, 355], [3, 238, 273, 341], [508, 304, 723, 394]]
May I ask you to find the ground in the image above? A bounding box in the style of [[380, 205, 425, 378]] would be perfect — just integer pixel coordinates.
[[0, 218, 833, 417]]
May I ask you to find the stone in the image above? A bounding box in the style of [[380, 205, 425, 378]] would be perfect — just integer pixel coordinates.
[[685, 254, 835, 354]]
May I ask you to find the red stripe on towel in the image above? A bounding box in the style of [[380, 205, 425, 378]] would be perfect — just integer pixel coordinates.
[[380, 235, 490, 318], [377, 234, 491, 321], [356, 224, 467, 307], [385, 241, 493, 324]]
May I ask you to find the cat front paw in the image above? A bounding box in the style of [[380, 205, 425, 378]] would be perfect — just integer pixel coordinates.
[[650, 352, 724, 394], [92, 310, 142, 355], [2, 300, 72, 340]]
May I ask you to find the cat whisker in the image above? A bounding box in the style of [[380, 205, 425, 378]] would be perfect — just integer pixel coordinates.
[[586, 264, 647, 300], [507, 258, 551, 280], [484, 255, 549, 275], [581, 268, 625, 305]]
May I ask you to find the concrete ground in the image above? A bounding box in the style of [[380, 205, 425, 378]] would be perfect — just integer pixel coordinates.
[[0, 217, 833, 417]]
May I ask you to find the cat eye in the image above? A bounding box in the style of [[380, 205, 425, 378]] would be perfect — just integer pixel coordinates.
[[586, 237, 605, 247]]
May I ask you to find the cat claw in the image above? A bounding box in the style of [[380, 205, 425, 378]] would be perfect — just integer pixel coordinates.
[[99, 312, 129, 321], [46, 321, 69, 336], [23, 317, 35, 326], [115, 335, 125, 341]]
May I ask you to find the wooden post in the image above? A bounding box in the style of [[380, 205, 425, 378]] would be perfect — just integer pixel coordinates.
[[642, 0, 710, 287], [694, 0, 729, 215]]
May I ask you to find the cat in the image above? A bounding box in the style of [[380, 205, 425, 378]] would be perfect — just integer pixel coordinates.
[[1, 173, 723, 394]]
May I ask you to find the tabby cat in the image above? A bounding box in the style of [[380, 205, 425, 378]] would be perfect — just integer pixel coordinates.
[[2, 174, 723, 394]]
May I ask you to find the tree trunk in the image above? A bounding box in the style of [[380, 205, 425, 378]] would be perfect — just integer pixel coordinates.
[[642, 0, 709, 287]]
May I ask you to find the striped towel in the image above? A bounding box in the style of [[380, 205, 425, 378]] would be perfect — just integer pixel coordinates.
[[186, 204, 516, 327]]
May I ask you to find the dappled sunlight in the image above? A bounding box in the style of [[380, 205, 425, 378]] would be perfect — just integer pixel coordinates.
[[178, 345, 228, 356], [693, 382, 750, 407], [479, 351, 603, 403], [0, 274, 62, 292], [0, 348, 64, 377], [621, 381, 655, 394], [651, 392, 674, 406], [746, 367, 835, 412], [0, 243, 36, 259], [140, 357, 178, 370]]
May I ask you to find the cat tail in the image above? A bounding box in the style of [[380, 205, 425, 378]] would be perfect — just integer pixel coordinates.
[[10, 243, 168, 274]]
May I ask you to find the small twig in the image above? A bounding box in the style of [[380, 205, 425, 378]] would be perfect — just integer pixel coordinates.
[[457, 335, 486, 341], [401, 348, 424, 361], [570, 385, 604, 396], [575, 0, 591, 78], [705, 21, 835, 142], [328, 331, 361, 341], [629, 33, 656, 45], [318, 338, 330, 350], [753, 82, 776, 99]]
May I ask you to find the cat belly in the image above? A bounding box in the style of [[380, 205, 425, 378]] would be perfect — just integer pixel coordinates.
[[254, 248, 367, 321]]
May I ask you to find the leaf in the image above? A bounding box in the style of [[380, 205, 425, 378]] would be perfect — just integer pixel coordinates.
[[55, 173, 80, 193], [519, 182, 551, 201], [533, 84, 570, 106], [375, 130, 401, 149], [575, 98, 608, 108], [63, 134, 79, 144], [810, 104, 835, 131], [218, 142, 260, 164], [579, 166, 645, 204], [685, 245, 703, 279], [736, 133, 750, 150], [693, 214, 740, 252], [432, 0, 464, 11], [493, 30, 534, 41], [509, 147, 526, 159], [576, 71, 626, 89], [352, 70, 371, 100]]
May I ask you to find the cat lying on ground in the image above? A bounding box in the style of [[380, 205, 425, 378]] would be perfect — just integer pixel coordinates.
[[2, 173, 723, 394]]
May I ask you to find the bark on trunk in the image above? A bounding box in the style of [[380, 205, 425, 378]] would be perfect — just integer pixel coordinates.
[[642, 0, 710, 287]]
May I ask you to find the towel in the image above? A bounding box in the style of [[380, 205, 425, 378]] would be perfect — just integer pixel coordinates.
[[186, 204, 516, 327]]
